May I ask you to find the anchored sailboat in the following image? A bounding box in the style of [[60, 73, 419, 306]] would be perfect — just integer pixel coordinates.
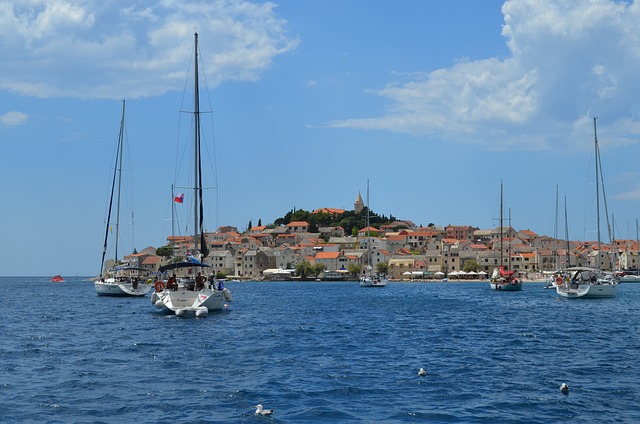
[[556, 117, 618, 298], [150, 33, 232, 316], [490, 181, 522, 291], [95, 100, 152, 297], [359, 180, 387, 287]]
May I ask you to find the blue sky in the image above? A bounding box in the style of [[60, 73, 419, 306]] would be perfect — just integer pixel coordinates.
[[2, 0, 640, 276]]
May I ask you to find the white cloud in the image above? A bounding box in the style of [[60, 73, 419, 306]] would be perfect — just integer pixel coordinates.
[[0, 0, 299, 99], [330, 0, 640, 151], [0, 111, 28, 126], [613, 185, 640, 201]]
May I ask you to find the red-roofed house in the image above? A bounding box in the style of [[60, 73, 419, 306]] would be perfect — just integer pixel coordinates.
[[312, 207, 345, 215], [314, 251, 350, 271], [286, 221, 309, 233]]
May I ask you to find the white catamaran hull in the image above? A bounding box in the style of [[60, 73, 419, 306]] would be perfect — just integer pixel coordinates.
[[151, 286, 232, 316], [95, 280, 151, 297]]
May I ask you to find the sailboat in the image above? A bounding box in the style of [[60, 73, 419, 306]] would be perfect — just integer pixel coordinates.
[[490, 181, 522, 291], [359, 180, 387, 287], [150, 33, 232, 316], [545, 189, 571, 289], [556, 117, 618, 298], [95, 100, 152, 297]]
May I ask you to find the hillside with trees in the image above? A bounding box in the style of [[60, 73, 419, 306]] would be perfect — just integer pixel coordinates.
[[267, 207, 398, 236]]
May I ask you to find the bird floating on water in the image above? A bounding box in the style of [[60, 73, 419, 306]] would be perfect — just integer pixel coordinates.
[[559, 383, 569, 394], [254, 404, 274, 415], [418, 368, 427, 377]]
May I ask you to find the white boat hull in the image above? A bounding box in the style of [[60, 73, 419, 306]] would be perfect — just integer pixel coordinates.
[[619, 275, 640, 283], [556, 282, 617, 298], [151, 285, 231, 316], [359, 276, 387, 287], [95, 280, 151, 297], [490, 281, 523, 291]]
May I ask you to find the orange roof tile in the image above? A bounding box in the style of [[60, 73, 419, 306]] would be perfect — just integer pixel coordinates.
[[315, 252, 341, 259], [286, 221, 309, 227]]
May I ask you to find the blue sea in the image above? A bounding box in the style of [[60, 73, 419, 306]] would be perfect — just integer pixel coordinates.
[[1, 277, 639, 423]]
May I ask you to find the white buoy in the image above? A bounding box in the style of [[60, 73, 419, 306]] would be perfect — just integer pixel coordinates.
[[418, 368, 427, 377], [154, 299, 165, 309], [223, 288, 233, 301], [560, 383, 569, 394], [254, 404, 274, 416]]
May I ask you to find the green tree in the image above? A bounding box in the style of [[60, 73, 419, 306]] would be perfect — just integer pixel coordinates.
[[295, 261, 312, 278], [463, 259, 479, 272], [312, 263, 326, 277], [156, 245, 173, 258], [308, 221, 319, 233], [348, 262, 362, 276], [376, 261, 389, 275]]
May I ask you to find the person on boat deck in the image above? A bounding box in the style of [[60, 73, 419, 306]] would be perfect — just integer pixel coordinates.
[[168, 273, 177, 291], [195, 272, 205, 291]]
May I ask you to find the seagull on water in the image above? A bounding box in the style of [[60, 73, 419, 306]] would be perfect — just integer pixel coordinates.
[[418, 368, 427, 377], [254, 404, 274, 416], [559, 383, 569, 394]]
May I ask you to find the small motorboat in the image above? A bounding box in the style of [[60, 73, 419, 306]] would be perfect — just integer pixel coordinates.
[[51, 275, 65, 283]]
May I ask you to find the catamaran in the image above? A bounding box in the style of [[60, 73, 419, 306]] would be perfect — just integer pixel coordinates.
[[150, 33, 232, 316]]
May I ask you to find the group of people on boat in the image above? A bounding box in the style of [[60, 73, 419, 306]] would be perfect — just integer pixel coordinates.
[[155, 272, 225, 292]]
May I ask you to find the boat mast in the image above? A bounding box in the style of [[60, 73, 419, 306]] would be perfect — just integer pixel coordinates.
[[193, 32, 208, 260], [564, 196, 570, 267], [594, 116, 602, 271], [508, 206, 512, 272], [554, 185, 559, 270], [593, 116, 602, 270], [99, 99, 125, 277], [193, 32, 200, 255], [499, 180, 504, 270], [114, 99, 125, 264], [366, 179, 371, 270]]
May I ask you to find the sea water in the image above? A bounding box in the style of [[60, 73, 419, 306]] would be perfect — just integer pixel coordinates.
[[1, 277, 639, 423]]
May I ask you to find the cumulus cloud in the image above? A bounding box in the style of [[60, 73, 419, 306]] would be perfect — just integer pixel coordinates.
[[329, 0, 640, 151], [0, 0, 299, 99], [0, 111, 28, 127]]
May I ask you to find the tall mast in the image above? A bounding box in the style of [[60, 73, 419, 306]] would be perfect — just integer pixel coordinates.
[[114, 99, 125, 263], [500, 180, 504, 269], [366, 179, 370, 269], [193, 32, 200, 253], [554, 185, 559, 270], [564, 196, 570, 267], [192, 32, 208, 259], [594, 116, 601, 271], [100, 99, 125, 277]]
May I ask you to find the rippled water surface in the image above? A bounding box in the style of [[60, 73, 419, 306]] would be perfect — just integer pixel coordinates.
[[1, 277, 639, 423]]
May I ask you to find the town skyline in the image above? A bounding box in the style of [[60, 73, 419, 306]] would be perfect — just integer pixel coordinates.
[[3, 1, 640, 276]]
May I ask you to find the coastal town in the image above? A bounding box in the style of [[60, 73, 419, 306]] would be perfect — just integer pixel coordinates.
[[105, 191, 640, 282]]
